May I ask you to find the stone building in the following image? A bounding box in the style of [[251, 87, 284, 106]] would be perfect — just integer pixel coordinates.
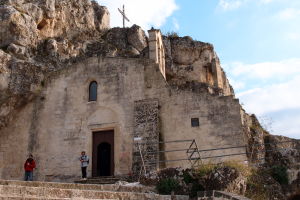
[[0, 0, 254, 182]]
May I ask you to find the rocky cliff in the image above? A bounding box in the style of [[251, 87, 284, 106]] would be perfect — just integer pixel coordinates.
[[163, 35, 233, 96], [0, 0, 110, 129], [0, 0, 109, 49], [0, 0, 235, 130], [0, 1, 299, 197]]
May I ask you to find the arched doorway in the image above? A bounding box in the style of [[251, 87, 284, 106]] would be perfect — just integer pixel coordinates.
[[92, 130, 114, 177], [97, 142, 111, 176]]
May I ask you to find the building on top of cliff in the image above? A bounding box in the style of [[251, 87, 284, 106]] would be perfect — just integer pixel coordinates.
[[0, 0, 258, 182]]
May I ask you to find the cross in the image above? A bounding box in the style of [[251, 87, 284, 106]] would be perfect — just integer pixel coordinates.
[[118, 5, 130, 28]]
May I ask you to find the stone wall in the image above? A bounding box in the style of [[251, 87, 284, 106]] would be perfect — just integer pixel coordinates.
[[132, 99, 159, 174], [0, 54, 247, 181], [148, 29, 166, 79], [0, 57, 151, 181]]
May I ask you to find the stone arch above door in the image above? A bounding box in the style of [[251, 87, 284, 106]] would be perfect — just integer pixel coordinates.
[[87, 107, 119, 130]]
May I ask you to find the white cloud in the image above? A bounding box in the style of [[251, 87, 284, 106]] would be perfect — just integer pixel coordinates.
[[172, 18, 180, 31], [217, 0, 298, 12], [228, 78, 245, 90], [286, 32, 300, 41], [259, 0, 275, 4], [217, 0, 244, 11], [237, 76, 300, 138], [272, 112, 300, 139], [225, 59, 300, 138], [237, 76, 300, 115], [277, 8, 300, 20], [97, 0, 178, 30], [228, 59, 300, 79]]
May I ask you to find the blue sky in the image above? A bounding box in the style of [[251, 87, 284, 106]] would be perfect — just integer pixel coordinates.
[[98, 0, 300, 139]]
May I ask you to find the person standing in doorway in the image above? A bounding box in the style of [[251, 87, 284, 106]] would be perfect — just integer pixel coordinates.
[[79, 151, 89, 180], [24, 154, 36, 181]]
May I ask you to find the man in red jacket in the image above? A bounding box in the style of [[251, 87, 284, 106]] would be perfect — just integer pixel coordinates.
[[24, 154, 36, 181]]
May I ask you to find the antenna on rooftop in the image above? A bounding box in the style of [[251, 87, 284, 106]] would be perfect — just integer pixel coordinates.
[[118, 5, 130, 28]]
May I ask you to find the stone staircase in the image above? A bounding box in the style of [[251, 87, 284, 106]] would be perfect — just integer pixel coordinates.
[[0, 180, 189, 200], [74, 177, 120, 185]]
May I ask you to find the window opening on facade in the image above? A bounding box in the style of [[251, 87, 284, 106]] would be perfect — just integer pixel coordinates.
[[89, 81, 97, 101]]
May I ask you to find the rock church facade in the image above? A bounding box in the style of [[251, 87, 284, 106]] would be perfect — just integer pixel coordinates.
[[0, 0, 253, 182]]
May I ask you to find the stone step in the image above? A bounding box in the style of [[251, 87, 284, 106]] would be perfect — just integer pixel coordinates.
[[0, 196, 71, 200], [0, 184, 181, 200], [0, 196, 110, 200], [74, 178, 119, 185], [0, 180, 154, 193], [87, 176, 118, 179]]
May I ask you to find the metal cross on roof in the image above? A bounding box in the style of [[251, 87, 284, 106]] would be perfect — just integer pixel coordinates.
[[118, 5, 130, 28]]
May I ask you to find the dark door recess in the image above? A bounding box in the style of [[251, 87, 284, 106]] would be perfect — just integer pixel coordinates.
[[92, 130, 114, 177]]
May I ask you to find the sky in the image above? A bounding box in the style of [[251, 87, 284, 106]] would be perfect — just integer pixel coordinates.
[[98, 0, 300, 139]]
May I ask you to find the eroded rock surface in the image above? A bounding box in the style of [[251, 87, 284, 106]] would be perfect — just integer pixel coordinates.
[[163, 36, 233, 96], [0, 0, 152, 131], [0, 50, 10, 92], [0, 0, 110, 48], [205, 166, 246, 195]]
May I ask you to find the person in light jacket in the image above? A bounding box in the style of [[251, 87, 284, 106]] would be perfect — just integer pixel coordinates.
[[79, 151, 89, 180]]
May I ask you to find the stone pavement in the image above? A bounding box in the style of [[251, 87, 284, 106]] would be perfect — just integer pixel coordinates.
[[0, 179, 189, 200]]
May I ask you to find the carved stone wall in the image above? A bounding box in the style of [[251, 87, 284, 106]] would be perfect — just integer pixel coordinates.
[[132, 99, 159, 175]]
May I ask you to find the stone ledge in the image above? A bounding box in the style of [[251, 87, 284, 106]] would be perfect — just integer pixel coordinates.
[[0, 180, 189, 200], [198, 190, 250, 200], [0, 179, 153, 193]]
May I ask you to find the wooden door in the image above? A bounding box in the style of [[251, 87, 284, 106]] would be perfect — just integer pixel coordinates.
[[92, 130, 114, 177]]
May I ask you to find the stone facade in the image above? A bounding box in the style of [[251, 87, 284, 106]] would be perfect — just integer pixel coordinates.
[[0, 0, 251, 182], [0, 54, 247, 181]]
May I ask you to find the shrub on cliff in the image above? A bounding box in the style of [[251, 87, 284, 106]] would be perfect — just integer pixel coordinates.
[[270, 165, 289, 185], [156, 178, 180, 195]]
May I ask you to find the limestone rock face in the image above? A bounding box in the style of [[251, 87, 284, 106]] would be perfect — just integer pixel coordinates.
[[242, 113, 266, 163], [0, 5, 38, 47], [0, 57, 44, 128], [0, 0, 111, 130], [0, 0, 110, 48], [170, 36, 213, 65], [265, 135, 300, 167], [86, 25, 148, 58], [163, 36, 234, 96], [0, 50, 11, 92], [92, 1, 110, 31], [128, 25, 148, 52]]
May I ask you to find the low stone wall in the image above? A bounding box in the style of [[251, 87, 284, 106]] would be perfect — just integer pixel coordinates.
[[0, 179, 189, 200], [198, 190, 250, 200]]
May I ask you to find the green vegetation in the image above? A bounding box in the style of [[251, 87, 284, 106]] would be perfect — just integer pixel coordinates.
[[190, 182, 205, 197], [154, 161, 288, 199], [245, 169, 269, 200], [182, 170, 193, 184], [270, 165, 288, 185], [222, 160, 251, 177], [197, 163, 217, 177], [165, 31, 179, 38], [156, 178, 180, 195]]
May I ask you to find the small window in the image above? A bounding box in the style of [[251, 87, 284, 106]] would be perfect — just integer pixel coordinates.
[[191, 118, 199, 127], [89, 81, 97, 101]]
